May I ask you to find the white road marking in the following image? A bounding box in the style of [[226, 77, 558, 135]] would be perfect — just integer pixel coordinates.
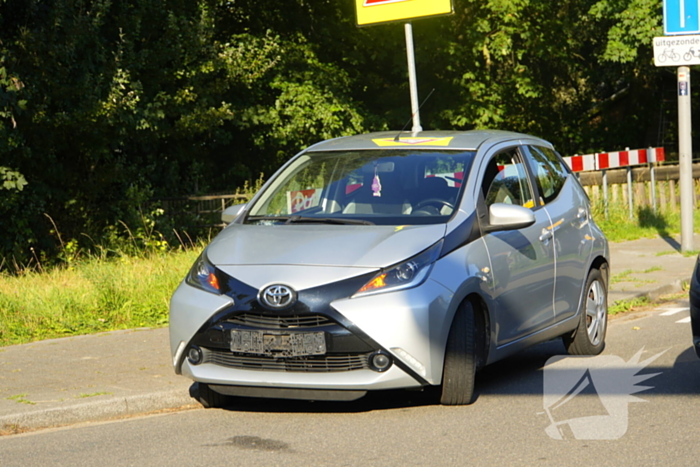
[[676, 317, 691, 324], [660, 308, 689, 316]]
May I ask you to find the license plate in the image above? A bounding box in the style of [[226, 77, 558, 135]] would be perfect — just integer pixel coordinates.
[[230, 330, 326, 357]]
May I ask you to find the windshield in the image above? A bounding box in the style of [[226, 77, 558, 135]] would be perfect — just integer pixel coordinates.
[[246, 149, 476, 226]]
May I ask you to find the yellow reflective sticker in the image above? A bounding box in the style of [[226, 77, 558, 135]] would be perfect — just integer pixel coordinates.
[[372, 137, 454, 147], [395, 225, 407, 232], [523, 200, 535, 209]]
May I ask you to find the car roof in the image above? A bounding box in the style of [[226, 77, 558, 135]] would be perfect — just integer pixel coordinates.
[[305, 130, 549, 152]]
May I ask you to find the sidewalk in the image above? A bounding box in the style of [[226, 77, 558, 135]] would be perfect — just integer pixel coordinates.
[[607, 234, 699, 304], [1, 235, 698, 433], [0, 327, 194, 434]]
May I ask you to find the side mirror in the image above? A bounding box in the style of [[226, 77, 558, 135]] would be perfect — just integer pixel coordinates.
[[221, 204, 247, 224], [484, 203, 536, 232]]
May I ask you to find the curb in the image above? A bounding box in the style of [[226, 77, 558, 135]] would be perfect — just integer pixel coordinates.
[[611, 279, 687, 305], [645, 279, 686, 301], [0, 388, 194, 432]]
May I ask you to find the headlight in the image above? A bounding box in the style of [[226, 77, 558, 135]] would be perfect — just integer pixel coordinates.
[[185, 252, 222, 295], [353, 241, 443, 298]]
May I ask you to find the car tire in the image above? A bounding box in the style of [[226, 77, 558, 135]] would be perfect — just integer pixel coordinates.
[[192, 383, 229, 409], [440, 300, 477, 405], [564, 268, 607, 355]]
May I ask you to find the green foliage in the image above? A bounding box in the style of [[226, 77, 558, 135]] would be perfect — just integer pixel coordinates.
[[590, 0, 662, 63], [0, 0, 676, 268], [0, 166, 26, 191]]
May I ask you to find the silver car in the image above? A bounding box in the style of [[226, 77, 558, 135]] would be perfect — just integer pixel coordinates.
[[169, 130, 610, 407]]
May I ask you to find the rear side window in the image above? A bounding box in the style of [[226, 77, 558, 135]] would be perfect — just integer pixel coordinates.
[[525, 146, 568, 205]]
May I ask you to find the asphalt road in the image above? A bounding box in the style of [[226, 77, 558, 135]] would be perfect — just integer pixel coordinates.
[[2, 301, 699, 467]]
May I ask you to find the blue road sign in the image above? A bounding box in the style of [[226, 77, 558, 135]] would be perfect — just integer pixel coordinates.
[[665, 0, 700, 35]]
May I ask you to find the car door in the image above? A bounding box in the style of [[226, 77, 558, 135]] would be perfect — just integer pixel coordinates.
[[522, 145, 593, 322], [478, 146, 556, 346]]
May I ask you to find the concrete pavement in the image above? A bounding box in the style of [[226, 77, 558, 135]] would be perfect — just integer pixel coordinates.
[[0, 327, 194, 434], [1, 235, 698, 433], [607, 233, 699, 304]]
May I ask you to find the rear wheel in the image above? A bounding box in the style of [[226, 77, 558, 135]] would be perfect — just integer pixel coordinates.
[[564, 268, 607, 355], [440, 300, 477, 405], [192, 383, 229, 409]]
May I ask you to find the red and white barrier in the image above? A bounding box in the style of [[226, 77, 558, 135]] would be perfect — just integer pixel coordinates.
[[564, 154, 596, 172], [564, 147, 665, 172]]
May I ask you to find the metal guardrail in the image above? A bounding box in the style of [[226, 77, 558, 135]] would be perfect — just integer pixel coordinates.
[[578, 162, 700, 219]]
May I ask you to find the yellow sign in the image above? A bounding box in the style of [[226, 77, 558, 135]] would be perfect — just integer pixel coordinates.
[[356, 0, 453, 27], [372, 137, 454, 147]]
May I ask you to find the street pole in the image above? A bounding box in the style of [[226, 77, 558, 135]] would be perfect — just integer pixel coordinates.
[[404, 22, 422, 134], [678, 66, 694, 252]]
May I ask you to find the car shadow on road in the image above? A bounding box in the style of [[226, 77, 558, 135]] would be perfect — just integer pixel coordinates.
[[210, 340, 565, 414], [209, 339, 700, 414], [644, 347, 700, 396], [475, 340, 700, 397], [213, 384, 442, 414]]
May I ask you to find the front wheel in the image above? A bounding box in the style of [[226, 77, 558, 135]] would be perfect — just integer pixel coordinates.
[[563, 268, 608, 355], [191, 383, 230, 409], [440, 300, 478, 405]]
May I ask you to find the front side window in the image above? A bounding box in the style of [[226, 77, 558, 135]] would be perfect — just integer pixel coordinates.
[[246, 149, 476, 226], [525, 146, 569, 205], [481, 149, 535, 209]]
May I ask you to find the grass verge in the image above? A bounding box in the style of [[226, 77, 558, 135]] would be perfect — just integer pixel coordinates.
[[609, 297, 651, 315], [0, 249, 199, 347], [609, 288, 690, 316], [593, 202, 700, 243]]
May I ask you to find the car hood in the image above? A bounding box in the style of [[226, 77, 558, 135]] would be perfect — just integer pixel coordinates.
[[206, 223, 446, 269]]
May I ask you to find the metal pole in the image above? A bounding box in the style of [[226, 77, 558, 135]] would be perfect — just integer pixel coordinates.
[[678, 67, 694, 252], [602, 167, 609, 220], [404, 22, 422, 134], [627, 164, 633, 220], [649, 147, 657, 213]]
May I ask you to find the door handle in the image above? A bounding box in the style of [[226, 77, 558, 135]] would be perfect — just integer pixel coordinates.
[[576, 208, 589, 228], [539, 229, 553, 242], [474, 266, 491, 283]]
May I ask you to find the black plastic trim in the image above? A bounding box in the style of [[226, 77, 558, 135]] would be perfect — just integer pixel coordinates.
[[210, 385, 367, 401], [439, 212, 480, 258]]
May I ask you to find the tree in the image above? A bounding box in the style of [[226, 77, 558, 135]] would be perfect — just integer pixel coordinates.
[[0, 0, 674, 268]]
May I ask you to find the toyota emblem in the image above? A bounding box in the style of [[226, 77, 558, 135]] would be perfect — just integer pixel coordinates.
[[259, 284, 296, 309]]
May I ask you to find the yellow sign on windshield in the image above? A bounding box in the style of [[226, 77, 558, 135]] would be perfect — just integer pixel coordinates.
[[372, 137, 454, 147], [355, 0, 453, 27]]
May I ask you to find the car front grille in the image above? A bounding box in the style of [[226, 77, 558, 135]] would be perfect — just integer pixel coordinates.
[[225, 313, 333, 329], [203, 348, 370, 372]]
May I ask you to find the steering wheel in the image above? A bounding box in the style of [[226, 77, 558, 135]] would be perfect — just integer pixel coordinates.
[[414, 198, 455, 212]]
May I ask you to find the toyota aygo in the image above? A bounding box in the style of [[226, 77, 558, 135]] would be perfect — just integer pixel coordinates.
[[169, 130, 610, 407]]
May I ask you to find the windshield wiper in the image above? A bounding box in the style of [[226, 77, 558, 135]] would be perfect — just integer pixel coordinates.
[[246, 215, 291, 223], [285, 216, 375, 226]]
